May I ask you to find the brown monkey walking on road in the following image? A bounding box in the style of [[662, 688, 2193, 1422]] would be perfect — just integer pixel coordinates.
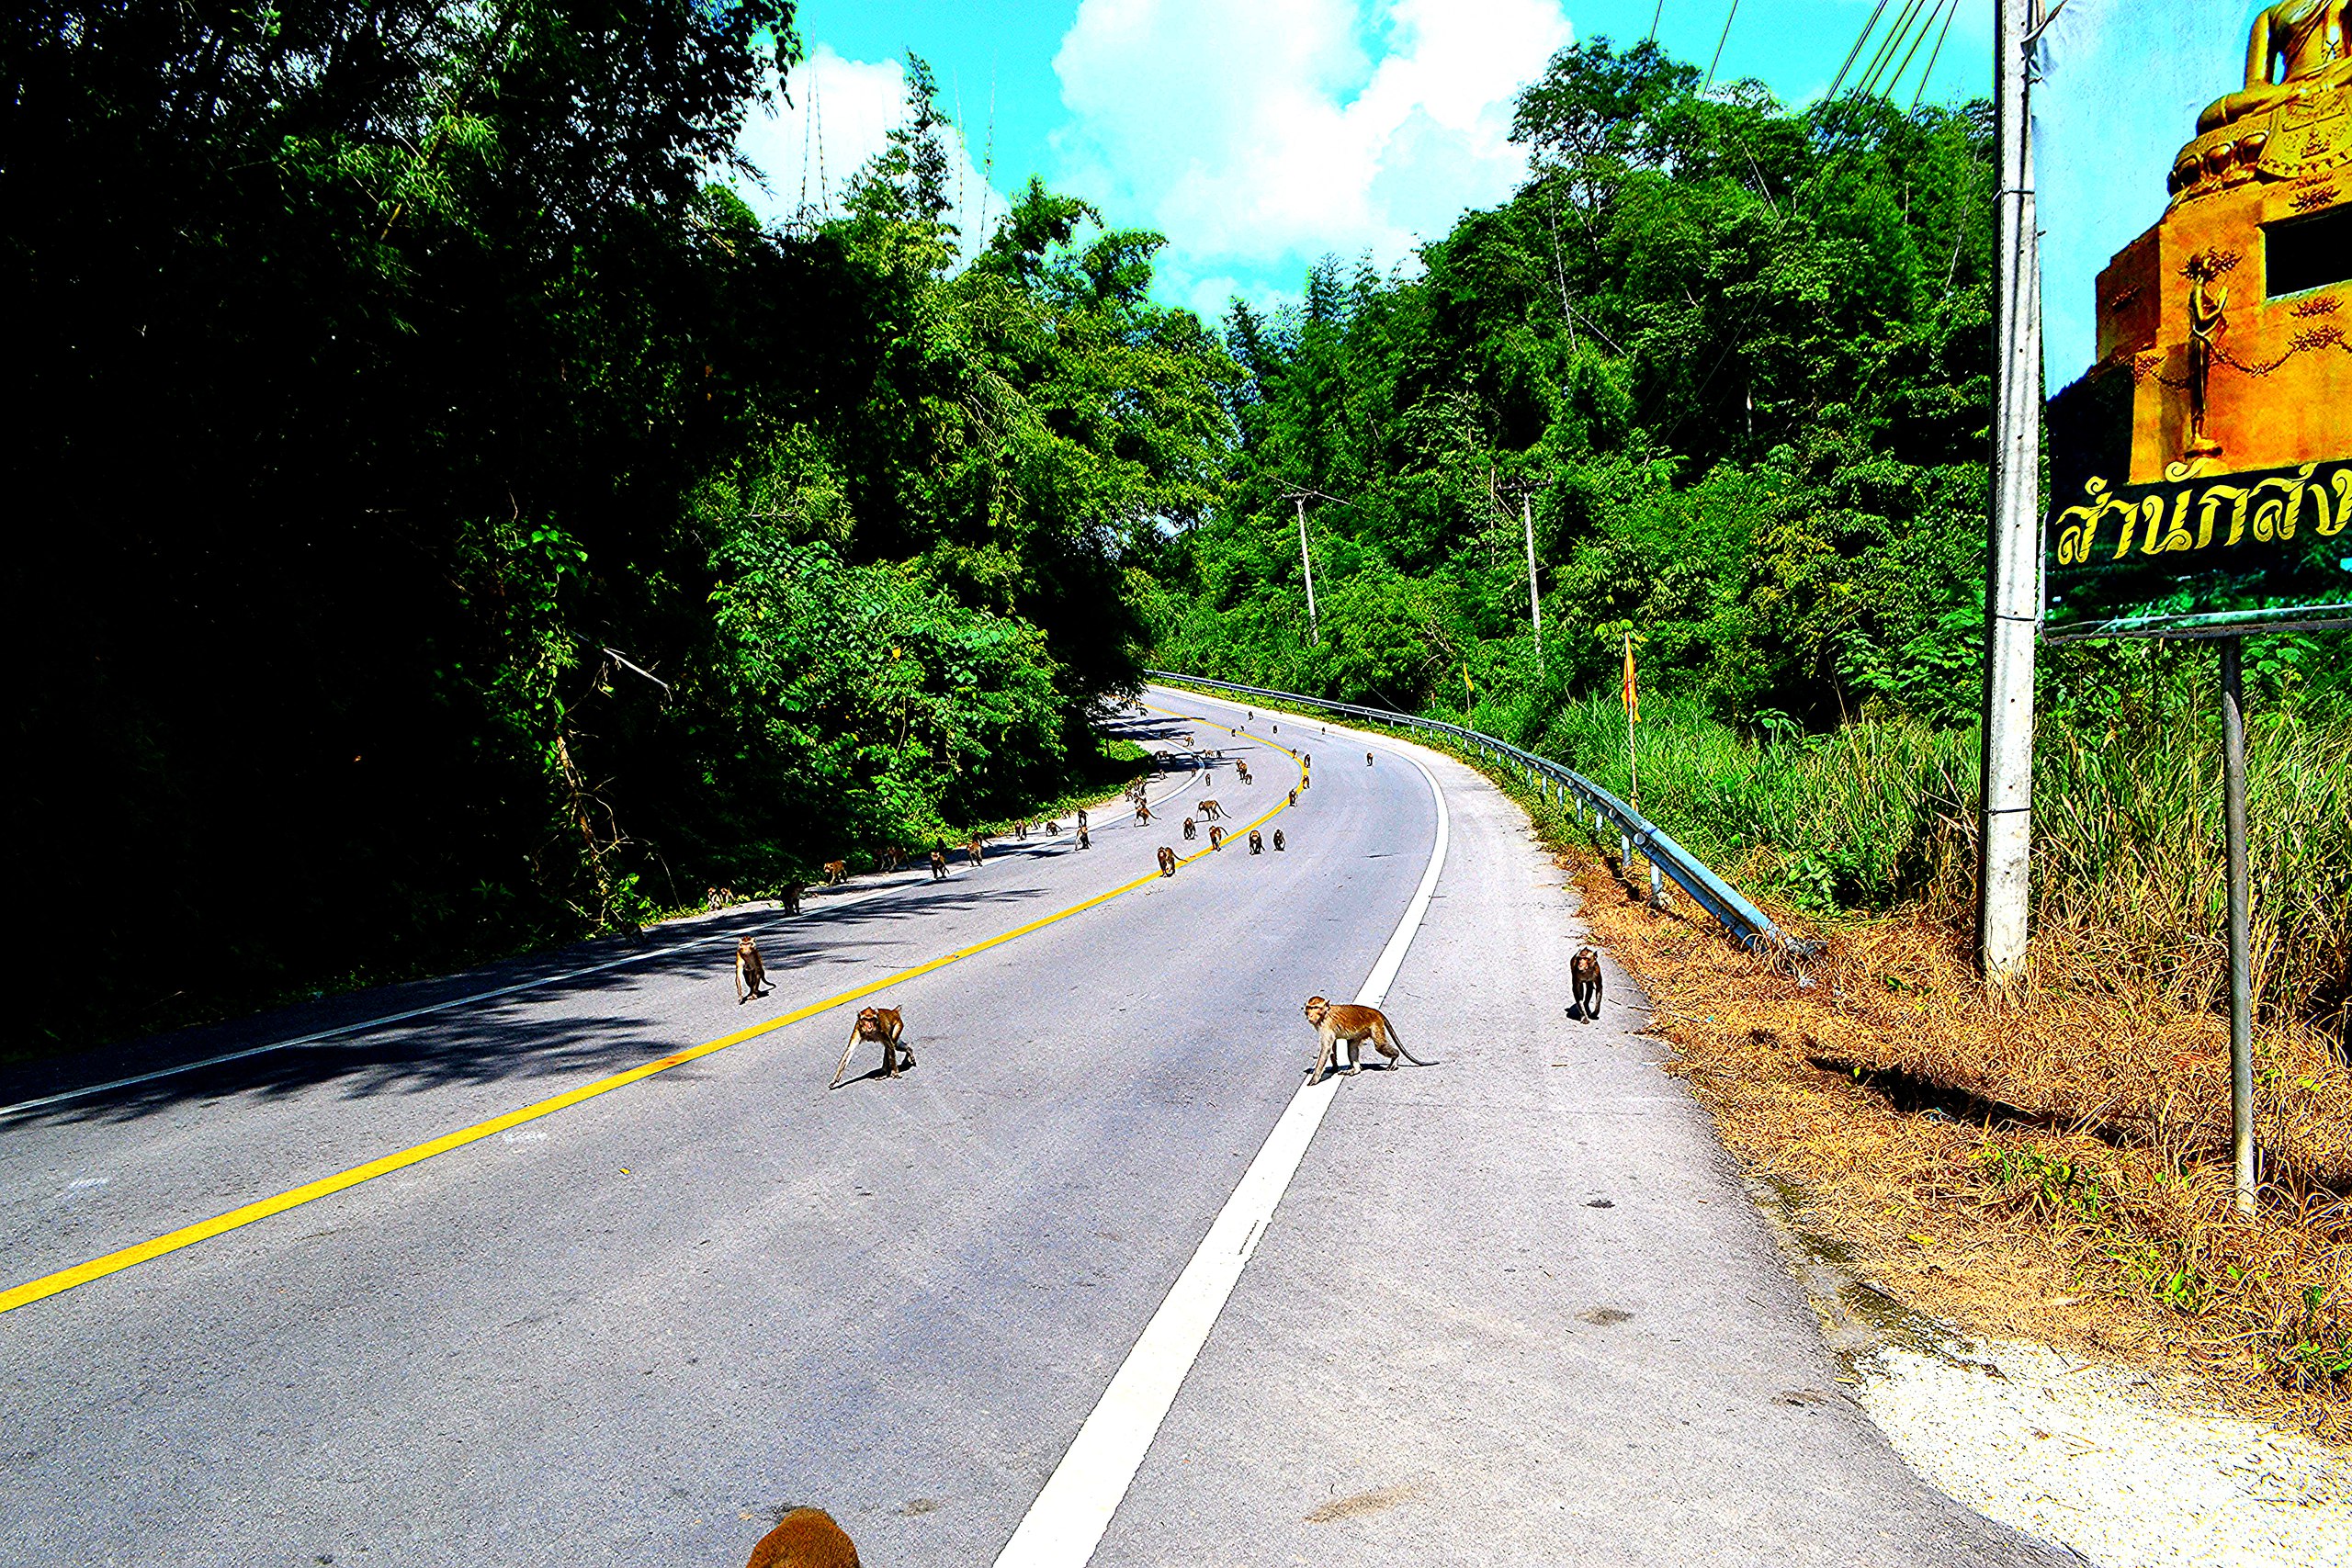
[[929, 849, 947, 881], [822, 860, 849, 886], [1135, 800, 1153, 824], [1272, 829, 1285, 851], [1182, 817, 1196, 840], [1077, 824, 1091, 850], [1248, 829, 1263, 854], [1302, 996, 1429, 1080], [1366, 751, 1374, 767], [1569, 946, 1604, 1021], [744, 1506, 860, 1568], [1198, 798, 1225, 820], [734, 936, 769, 1003], [831, 1006, 910, 1088], [1287, 787, 1297, 807], [780, 883, 804, 915], [1077, 807, 1089, 831], [1157, 846, 1177, 876], [1236, 760, 1252, 784], [967, 836, 985, 867]]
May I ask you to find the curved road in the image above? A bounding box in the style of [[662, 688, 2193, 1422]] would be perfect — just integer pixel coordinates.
[[0, 690, 2065, 1566]]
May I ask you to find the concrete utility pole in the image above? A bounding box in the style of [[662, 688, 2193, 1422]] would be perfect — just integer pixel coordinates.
[[1295, 496, 1321, 646], [1978, 0, 2041, 987], [2222, 637, 2256, 1215], [1522, 495, 1544, 674]]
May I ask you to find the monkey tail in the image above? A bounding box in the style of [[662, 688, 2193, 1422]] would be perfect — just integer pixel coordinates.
[[1387, 1023, 1433, 1066]]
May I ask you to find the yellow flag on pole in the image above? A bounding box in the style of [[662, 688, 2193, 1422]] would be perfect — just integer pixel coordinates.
[[1621, 632, 1638, 724]]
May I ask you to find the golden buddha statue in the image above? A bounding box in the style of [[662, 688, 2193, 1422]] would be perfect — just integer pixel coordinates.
[[2199, 0, 2349, 135]]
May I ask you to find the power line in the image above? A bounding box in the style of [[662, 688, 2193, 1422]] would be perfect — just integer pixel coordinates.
[[1855, 0, 1931, 99], [1911, 0, 1962, 107], [1704, 0, 1742, 90], [1647, 0, 1666, 43], [1886, 0, 1959, 104], [1826, 0, 1891, 100]]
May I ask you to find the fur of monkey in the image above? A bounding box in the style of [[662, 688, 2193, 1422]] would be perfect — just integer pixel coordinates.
[[1302, 996, 1430, 1079], [1182, 817, 1197, 840], [1248, 829, 1263, 854], [822, 860, 849, 886], [1157, 845, 1178, 876], [1208, 824, 1226, 850], [966, 837, 985, 867], [734, 936, 769, 1004], [1077, 825, 1091, 850], [745, 1506, 860, 1568], [929, 849, 947, 881], [1272, 829, 1285, 851], [1570, 946, 1604, 1021], [1197, 798, 1224, 820], [851, 1006, 911, 1077], [1287, 787, 1297, 807], [780, 883, 804, 915], [1135, 801, 1152, 824]]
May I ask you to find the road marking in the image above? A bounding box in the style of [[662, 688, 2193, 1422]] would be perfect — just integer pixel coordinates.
[[0, 720, 1300, 1318], [991, 701, 1450, 1568], [0, 735, 1205, 1120]]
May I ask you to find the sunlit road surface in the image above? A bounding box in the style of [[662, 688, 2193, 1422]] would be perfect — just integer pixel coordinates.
[[0, 691, 2065, 1565]]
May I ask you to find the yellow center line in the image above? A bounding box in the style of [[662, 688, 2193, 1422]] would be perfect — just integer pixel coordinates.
[[0, 701, 1302, 1317]]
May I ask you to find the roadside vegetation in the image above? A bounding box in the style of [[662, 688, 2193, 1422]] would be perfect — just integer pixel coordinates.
[[1147, 36, 2352, 1432], [6, 4, 1237, 1055]]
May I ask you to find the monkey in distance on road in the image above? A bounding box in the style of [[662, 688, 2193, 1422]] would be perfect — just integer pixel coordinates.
[[1077, 824, 1091, 850], [929, 848, 947, 881], [1158, 846, 1178, 876], [1570, 946, 1604, 1021], [744, 1506, 860, 1568], [1302, 996, 1430, 1080], [1135, 800, 1152, 824], [1287, 787, 1297, 807], [1248, 829, 1263, 854], [1182, 817, 1196, 840], [967, 836, 985, 867], [1235, 759, 1251, 784], [1077, 807, 1089, 830], [734, 935, 769, 1004], [1197, 798, 1225, 820], [1208, 824, 1226, 850], [822, 860, 849, 886], [780, 883, 804, 915], [1272, 829, 1285, 851], [1366, 751, 1374, 767], [831, 1006, 910, 1088]]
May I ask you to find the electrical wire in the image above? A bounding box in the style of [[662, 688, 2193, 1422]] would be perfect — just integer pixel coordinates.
[[1704, 0, 1741, 90], [1911, 0, 1962, 107]]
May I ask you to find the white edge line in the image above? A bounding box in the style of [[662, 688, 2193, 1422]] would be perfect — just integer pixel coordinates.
[[989, 698, 1450, 1568], [2, 731, 1203, 1120]]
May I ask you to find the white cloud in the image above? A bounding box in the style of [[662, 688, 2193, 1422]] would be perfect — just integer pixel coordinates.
[[732, 46, 1008, 256], [1049, 0, 1571, 310]]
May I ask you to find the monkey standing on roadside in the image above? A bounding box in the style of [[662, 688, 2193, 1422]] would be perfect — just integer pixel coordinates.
[[1158, 846, 1178, 876], [1198, 798, 1224, 820], [1302, 995, 1429, 1080], [967, 836, 985, 867], [1208, 824, 1226, 851], [780, 883, 804, 915], [1077, 824, 1091, 850], [1248, 829, 1263, 854], [1236, 760, 1251, 784], [1182, 817, 1197, 840], [823, 860, 849, 886], [831, 1006, 910, 1088], [1570, 946, 1604, 1021], [1287, 787, 1297, 807], [1135, 800, 1152, 824], [1366, 751, 1374, 767], [1272, 829, 1285, 851], [744, 1506, 860, 1568], [734, 935, 769, 1003], [1077, 807, 1090, 831]]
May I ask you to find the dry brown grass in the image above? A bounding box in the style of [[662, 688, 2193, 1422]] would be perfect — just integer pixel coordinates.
[[1564, 845, 2352, 1438]]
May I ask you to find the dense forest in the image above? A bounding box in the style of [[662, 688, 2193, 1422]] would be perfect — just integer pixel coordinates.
[[4, 1, 1236, 1048], [5, 10, 2341, 1054]]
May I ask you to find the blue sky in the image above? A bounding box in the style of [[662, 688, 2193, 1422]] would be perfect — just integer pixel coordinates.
[[735, 2, 1999, 320]]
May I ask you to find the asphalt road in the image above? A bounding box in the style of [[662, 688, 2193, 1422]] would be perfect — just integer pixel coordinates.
[[0, 691, 2069, 1567]]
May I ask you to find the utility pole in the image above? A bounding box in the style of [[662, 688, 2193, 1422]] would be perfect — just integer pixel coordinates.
[[1978, 0, 2040, 987], [2221, 637, 2256, 1215], [1522, 495, 1544, 675], [1295, 496, 1321, 645]]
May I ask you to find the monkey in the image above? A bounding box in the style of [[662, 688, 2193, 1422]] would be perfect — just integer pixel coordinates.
[[1287, 787, 1297, 807], [1198, 798, 1225, 820], [1306, 754, 1313, 769], [1570, 946, 1604, 1021], [1272, 829, 1285, 852], [1300, 773, 1309, 790], [822, 860, 849, 886], [1182, 731, 1195, 746], [1182, 817, 1197, 840], [879, 846, 903, 873], [1077, 807, 1089, 830], [780, 882, 804, 915], [1045, 818, 1062, 833], [831, 1006, 910, 1089], [1077, 824, 1091, 850], [1208, 824, 1226, 850], [745, 1506, 860, 1568], [718, 886, 736, 905], [929, 848, 946, 880], [1236, 759, 1252, 784], [1366, 751, 1374, 767], [967, 836, 985, 868], [1248, 829, 1263, 854], [1302, 995, 1430, 1080], [706, 886, 724, 910], [1158, 845, 1177, 876], [1248, 709, 1255, 719], [1135, 800, 1152, 824], [1272, 724, 1278, 734], [734, 935, 769, 1003], [1016, 818, 1030, 839]]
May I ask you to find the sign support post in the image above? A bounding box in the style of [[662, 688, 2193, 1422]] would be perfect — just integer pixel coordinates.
[[1980, 0, 2041, 988], [1295, 497, 1320, 646], [2220, 636, 2256, 1216]]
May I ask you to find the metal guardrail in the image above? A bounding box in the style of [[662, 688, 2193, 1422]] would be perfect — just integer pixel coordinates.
[[1146, 671, 1804, 965]]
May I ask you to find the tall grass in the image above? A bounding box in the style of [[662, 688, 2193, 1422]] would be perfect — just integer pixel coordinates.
[[1467, 689, 2350, 1042]]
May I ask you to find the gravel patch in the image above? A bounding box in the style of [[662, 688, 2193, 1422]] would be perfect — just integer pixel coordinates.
[[1856, 1338, 2352, 1568]]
